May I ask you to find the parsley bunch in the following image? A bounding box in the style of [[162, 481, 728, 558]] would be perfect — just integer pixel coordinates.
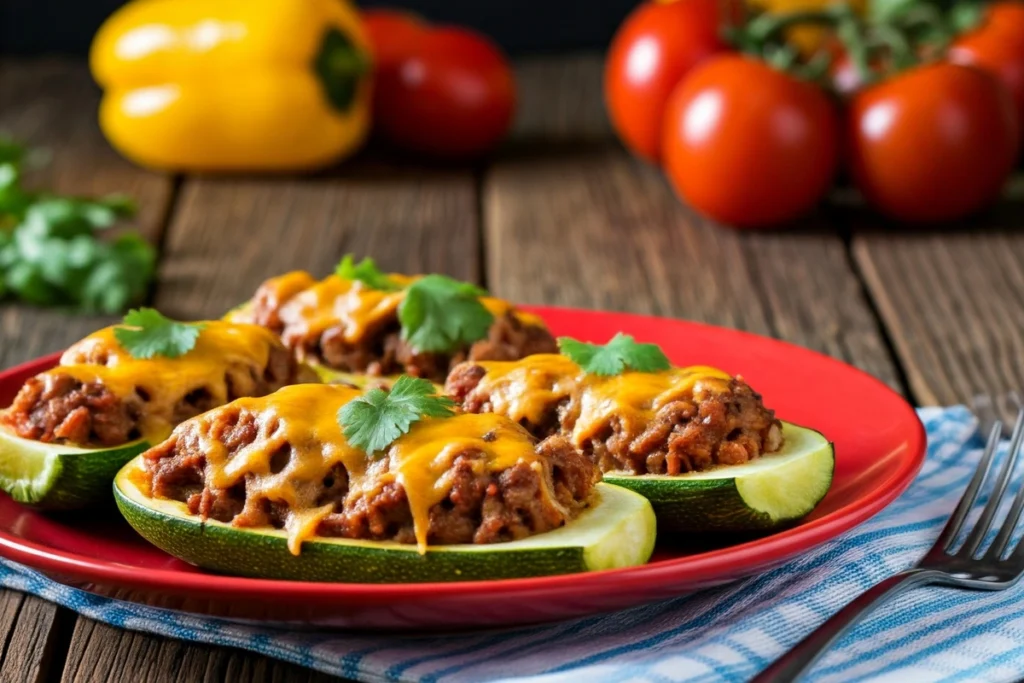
[[558, 333, 671, 376], [0, 139, 155, 313], [338, 376, 456, 454]]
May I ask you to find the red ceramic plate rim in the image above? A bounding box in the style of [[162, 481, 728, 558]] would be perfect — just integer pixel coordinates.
[[0, 306, 926, 604]]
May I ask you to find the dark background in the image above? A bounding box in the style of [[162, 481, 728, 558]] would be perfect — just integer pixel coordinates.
[[1, 0, 637, 56]]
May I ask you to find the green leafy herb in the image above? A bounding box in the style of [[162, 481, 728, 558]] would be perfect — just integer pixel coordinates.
[[398, 274, 493, 353], [0, 137, 153, 313], [335, 254, 400, 291], [338, 375, 456, 454], [113, 308, 206, 360], [558, 333, 671, 376]]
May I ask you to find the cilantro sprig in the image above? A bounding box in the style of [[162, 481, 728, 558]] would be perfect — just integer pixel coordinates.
[[0, 138, 154, 313], [558, 333, 671, 376], [398, 275, 494, 353], [333, 255, 494, 354], [336, 254, 400, 291], [113, 308, 206, 360], [338, 376, 456, 454]]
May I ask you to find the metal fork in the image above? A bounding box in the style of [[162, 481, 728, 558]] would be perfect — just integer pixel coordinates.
[[753, 408, 1024, 683]]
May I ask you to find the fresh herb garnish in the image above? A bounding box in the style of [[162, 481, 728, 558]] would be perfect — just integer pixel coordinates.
[[338, 375, 456, 454], [335, 254, 400, 291], [397, 274, 494, 353], [113, 308, 206, 360], [0, 138, 154, 313], [558, 333, 671, 376]]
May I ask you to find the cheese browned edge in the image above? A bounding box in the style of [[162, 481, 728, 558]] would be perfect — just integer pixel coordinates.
[[228, 270, 546, 350], [464, 354, 747, 450], [140, 384, 560, 555], [43, 321, 288, 444]]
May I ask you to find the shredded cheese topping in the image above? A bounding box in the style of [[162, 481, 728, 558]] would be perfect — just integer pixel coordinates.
[[467, 354, 734, 448], [247, 270, 546, 352], [49, 321, 283, 442], [158, 384, 547, 554]]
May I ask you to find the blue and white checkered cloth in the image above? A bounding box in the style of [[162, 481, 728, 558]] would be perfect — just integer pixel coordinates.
[[2, 406, 1023, 682]]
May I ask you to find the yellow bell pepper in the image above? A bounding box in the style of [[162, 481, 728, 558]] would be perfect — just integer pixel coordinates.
[[90, 0, 372, 172]]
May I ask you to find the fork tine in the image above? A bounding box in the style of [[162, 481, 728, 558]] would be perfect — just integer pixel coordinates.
[[962, 408, 1024, 557], [990, 468, 1024, 559], [936, 420, 1002, 552]]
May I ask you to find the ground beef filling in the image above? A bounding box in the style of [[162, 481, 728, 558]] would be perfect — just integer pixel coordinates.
[[251, 277, 557, 382], [445, 364, 783, 476], [1, 346, 303, 448], [144, 405, 596, 546]]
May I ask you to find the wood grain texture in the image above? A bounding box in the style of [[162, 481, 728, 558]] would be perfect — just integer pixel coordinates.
[[0, 590, 74, 683], [154, 171, 478, 319], [0, 58, 174, 683], [854, 201, 1024, 412], [0, 59, 175, 367], [61, 620, 341, 683], [486, 59, 901, 390], [509, 54, 611, 145]]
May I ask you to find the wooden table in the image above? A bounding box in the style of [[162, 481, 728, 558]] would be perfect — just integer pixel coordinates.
[[0, 54, 1021, 682]]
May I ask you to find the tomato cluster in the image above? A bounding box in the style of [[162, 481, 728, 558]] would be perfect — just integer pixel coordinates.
[[362, 9, 516, 159], [606, 0, 1024, 228]]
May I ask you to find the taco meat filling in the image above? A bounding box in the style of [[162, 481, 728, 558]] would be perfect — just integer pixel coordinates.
[[445, 356, 783, 476], [141, 385, 596, 550], [246, 271, 557, 382], [1, 322, 308, 448]]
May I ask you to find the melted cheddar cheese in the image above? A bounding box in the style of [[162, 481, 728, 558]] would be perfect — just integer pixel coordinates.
[[468, 355, 733, 448], [258, 270, 545, 350], [174, 384, 548, 554], [50, 321, 283, 442]]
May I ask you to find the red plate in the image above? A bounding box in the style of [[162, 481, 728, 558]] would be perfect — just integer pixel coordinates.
[[0, 307, 924, 629]]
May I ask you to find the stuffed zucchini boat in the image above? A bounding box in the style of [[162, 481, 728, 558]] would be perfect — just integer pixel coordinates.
[[445, 336, 834, 532], [226, 255, 557, 383], [0, 310, 312, 509], [115, 382, 656, 582]]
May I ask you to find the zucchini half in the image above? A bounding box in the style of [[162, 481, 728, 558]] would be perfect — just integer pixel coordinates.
[[604, 422, 834, 533], [114, 459, 657, 583], [0, 427, 148, 509]]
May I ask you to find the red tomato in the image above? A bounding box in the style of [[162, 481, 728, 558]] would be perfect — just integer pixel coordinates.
[[605, 0, 737, 162], [362, 11, 516, 159], [949, 1, 1024, 138], [362, 9, 426, 68], [847, 63, 1017, 223], [661, 55, 839, 228]]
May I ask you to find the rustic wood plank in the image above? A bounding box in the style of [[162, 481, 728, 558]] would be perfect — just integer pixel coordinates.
[[0, 591, 75, 683], [487, 56, 902, 390], [0, 58, 175, 682], [154, 171, 478, 319], [0, 58, 175, 367], [510, 55, 612, 145], [853, 199, 1024, 415], [61, 620, 341, 683], [63, 155, 479, 677]]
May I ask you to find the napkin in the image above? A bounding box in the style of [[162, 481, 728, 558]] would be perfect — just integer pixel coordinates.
[[3, 406, 1023, 683]]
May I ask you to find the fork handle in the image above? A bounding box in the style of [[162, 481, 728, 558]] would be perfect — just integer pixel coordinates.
[[751, 568, 944, 683]]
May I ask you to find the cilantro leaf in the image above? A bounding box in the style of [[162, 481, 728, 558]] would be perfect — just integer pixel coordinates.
[[558, 333, 671, 376], [0, 139, 152, 313], [113, 308, 206, 360], [397, 274, 493, 353], [335, 254, 400, 291], [338, 375, 456, 454]]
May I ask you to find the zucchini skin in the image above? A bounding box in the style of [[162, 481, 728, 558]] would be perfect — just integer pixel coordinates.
[[601, 476, 778, 532], [115, 469, 656, 583], [0, 435, 149, 510], [603, 425, 835, 533]]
